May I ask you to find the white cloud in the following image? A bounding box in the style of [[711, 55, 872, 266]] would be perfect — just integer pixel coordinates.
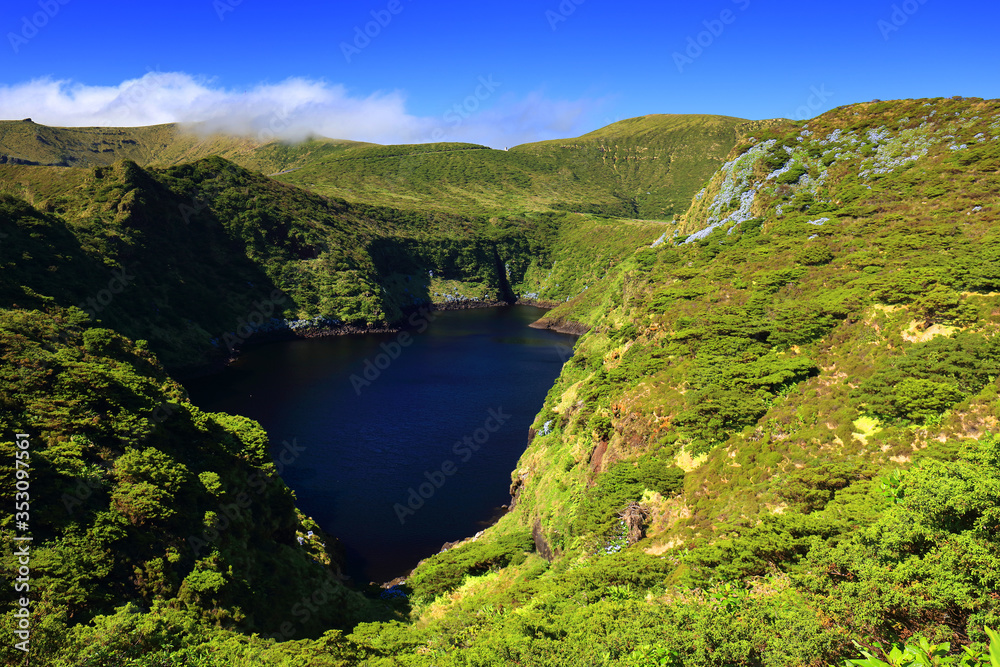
[[0, 72, 604, 148]]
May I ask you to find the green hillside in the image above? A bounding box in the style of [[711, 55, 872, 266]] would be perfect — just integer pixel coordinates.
[[0, 155, 666, 371], [510, 114, 762, 219], [0, 119, 368, 174], [276, 115, 751, 218], [1, 114, 751, 220], [3, 98, 1000, 665]]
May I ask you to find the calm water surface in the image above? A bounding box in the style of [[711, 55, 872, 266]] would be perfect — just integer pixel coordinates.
[[184, 306, 575, 582]]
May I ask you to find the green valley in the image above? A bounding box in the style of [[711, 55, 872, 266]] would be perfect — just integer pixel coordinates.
[[3, 98, 1000, 666]]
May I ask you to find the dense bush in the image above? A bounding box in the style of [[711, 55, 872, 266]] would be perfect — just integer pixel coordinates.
[[854, 333, 1000, 423], [406, 532, 535, 601], [577, 457, 685, 538]]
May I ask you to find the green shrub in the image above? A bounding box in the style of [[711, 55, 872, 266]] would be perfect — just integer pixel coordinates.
[[577, 457, 684, 538], [407, 532, 535, 600], [854, 333, 1000, 423]]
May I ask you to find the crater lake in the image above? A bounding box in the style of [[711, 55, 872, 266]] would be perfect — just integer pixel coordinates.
[[183, 305, 577, 582]]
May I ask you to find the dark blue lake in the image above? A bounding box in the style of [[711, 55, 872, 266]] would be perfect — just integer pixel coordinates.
[[183, 306, 576, 582]]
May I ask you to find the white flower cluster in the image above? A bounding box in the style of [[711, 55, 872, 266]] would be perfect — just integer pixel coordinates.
[[684, 139, 775, 244], [599, 520, 629, 556], [540, 420, 554, 436], [858, 126, 933, 179], [818, 128, 860, 147], [767, 160, 794, 181], [287, 316, 340, 331], [651, 232, 668, 248], [684, 221, 724, 243], [807, 218, 829, 226], [867, 127, 891, 144]]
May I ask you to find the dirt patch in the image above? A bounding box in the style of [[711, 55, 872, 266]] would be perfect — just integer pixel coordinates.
[[529, 316, 590, 336]]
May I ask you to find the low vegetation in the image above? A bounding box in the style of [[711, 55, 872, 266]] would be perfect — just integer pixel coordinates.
[[3, 98, 1000, 664]]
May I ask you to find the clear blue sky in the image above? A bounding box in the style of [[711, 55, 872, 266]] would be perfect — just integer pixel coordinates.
[[1, 0, 997, 146]]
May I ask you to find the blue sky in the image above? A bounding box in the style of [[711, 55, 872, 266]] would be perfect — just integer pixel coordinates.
[[1, 0, 997, 147]]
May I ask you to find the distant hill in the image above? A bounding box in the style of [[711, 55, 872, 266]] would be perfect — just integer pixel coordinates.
[[276, 114, 758, 218], [0, 114, 763, 220], [0, 118, 369, 174]]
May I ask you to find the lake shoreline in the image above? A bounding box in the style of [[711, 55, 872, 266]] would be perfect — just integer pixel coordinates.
[[173, 298, 566, 381], [181, 303, 581, 583]]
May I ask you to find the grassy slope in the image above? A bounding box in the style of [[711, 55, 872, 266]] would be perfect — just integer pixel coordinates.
[[5, 100, 1000, 664], [510, 114, 754, 219], [1, 114, 749, 220], [260, 115, 751, 219], [526, 96, 1000, 538], [0, 119, 369, 174]]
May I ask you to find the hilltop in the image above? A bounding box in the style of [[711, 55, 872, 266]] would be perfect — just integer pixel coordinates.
[[0, 114, 756, 219], [0, 119, 368, 174], [276, 114, 755, 218]]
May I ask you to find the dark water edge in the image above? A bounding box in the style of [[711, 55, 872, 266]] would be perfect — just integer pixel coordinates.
[[183, 305, 577, 582], [171, 298, 564, 381]]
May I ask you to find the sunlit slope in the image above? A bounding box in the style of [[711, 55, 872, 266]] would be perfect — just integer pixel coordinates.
[[525, 96, 1000, 550], [511, 113, 756, 219], [274, 115, 751, 218], [1, 115, 754, 219], [0, 119, 369, 173]]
